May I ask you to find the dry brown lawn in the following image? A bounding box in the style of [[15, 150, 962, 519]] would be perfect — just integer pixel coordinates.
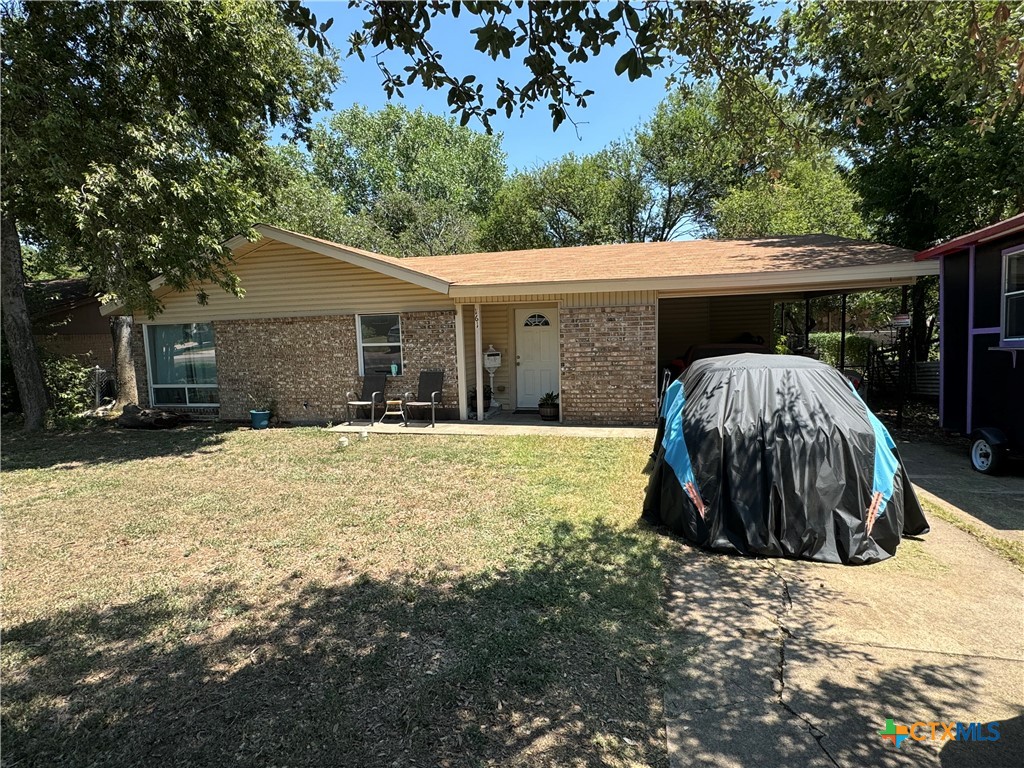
[[1, 424, 669, 767]]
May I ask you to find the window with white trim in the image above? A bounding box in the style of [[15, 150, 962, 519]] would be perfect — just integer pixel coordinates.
[[1005, 251, 1024, 343], [146, 323, 219, 406], [357, 314, 402, 375]]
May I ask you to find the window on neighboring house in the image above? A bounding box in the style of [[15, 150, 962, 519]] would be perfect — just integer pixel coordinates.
[[1005, 250, 1024, 343], [146, 323, 219, 406], [357, 314, 402, 375]]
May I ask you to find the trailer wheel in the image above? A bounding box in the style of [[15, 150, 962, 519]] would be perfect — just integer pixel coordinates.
[[970, 437, 1006, 475]]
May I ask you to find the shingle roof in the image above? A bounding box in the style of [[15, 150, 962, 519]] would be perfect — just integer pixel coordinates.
[[27, 278, 99, 319], [395, 235, 916, 287]]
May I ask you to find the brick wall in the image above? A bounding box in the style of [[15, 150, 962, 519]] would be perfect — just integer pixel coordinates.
[[397, 310, 460, 417], [213, 316, 357, 423], [559, 304, 658, 425], [204, 310, 459, 423]]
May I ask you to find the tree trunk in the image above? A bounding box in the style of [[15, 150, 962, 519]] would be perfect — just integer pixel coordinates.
[[0, 211, 49, 430], [110, 315, 138, 409]]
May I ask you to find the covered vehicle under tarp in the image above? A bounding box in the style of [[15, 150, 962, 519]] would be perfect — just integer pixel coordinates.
[[643, 354, 929, 565]]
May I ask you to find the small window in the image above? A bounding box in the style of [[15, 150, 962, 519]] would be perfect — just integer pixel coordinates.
[[358, 314, 402, 375], [1005, 251, 1024, 342], [523, 313, 550, 327], [146, 323, 218, 406]]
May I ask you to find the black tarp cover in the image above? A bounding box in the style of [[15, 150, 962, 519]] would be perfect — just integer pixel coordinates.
[[643, 354, 929, 564]]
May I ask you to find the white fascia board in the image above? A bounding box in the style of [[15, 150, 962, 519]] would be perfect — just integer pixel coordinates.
[[254, 225, 451, 295], [446, 260, 939, 298]]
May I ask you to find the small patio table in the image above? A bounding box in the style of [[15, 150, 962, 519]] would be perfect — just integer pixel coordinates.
[[379, 398, 407, 426]]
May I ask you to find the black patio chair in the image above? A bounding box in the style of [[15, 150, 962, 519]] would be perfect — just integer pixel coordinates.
[[346, 373, 387, 425], [404, 369, 444, 427]]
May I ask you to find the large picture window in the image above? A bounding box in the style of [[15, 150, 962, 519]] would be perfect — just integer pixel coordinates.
[[357, 314, 402, 375], [146, 323, 219, 406], [1005, 250, 1024, 343]]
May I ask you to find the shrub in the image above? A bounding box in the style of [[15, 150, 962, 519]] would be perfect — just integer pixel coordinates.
[[0, 338, 94, 420], [808, 332, 875, 369], [43, 354, 94, 418]]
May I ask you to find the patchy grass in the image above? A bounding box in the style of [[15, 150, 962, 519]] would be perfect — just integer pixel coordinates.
[[1, 425, 668, 768], [921, 499, 1024, 572]]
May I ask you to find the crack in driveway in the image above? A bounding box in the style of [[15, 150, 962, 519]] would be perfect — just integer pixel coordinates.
[[757, 559, 841, 768]]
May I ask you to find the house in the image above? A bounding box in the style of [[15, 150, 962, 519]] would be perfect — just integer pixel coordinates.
[[915, 212, 1024, 471], [30, 278, 113, 370], [103, 225, 937, 425]]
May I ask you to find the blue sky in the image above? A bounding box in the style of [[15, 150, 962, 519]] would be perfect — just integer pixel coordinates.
[[306, 2, 675, 172]]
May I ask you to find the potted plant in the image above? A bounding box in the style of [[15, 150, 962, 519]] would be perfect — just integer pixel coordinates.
[[468, 385, 493, 411], [247, 391, 277, 430], [538, 391, 559, 421]]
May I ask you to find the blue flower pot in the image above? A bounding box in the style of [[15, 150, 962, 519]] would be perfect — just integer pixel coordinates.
[[250, 410, 271, 429]]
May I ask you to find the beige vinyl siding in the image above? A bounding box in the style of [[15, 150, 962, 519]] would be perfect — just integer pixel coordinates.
[[480, 305, 512, 409], [463, 306, 478, 397], [560, 291, 657, 308], [657, 295, 774, 366], [708, 295, 774, 344], [139, 240, 453, 323], [658, 297, 710, 366], [454, 291, 655, 307]]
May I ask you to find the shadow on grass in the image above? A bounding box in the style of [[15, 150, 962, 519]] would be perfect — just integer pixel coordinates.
[[2, 521, 667, 768], [0, 423, 235, 471]]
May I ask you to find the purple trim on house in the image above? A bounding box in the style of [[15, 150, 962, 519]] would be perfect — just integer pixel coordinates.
[[938, 255, 944, 427], [971, 327, 1002, 334], [966, 245, 976, 434]]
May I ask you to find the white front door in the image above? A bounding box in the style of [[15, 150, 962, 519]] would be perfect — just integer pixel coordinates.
[[515, 308, 559, 409]]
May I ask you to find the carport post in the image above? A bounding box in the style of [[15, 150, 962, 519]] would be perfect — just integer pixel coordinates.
[[839, 293, 848, 372], [804, 297, 812, 352]]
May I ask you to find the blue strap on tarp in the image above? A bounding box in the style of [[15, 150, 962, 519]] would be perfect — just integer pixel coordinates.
[[849, 384, 899, 517], [661, 380, 701, 495]]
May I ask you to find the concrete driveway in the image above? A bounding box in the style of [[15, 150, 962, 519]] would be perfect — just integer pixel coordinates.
[[662, 459, 1024, 767], [896, 437, 1024, 542]]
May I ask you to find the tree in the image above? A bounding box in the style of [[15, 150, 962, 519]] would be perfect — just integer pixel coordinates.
[[346, 1, 786, 132], [711, 156, 868, 239], [794, 2, 1024, 360], [345, 1, 1022, 134], [627, 84, 748, 239], [791, 0, 1024, 133], [1, 1, 338, 428], [266, 104, 506, 256], [476, 175, 551, 252], [482, 82, 845, 249], [310, 104, 506, 217], [480, 154, 626, 250]]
